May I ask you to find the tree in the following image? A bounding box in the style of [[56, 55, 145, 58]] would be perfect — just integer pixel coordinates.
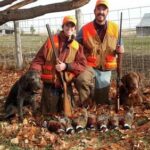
[[14, 21, 23, 69], [0, 0, 90, 25], [30, 25, 36, 35], [0, 0, 90, 70]]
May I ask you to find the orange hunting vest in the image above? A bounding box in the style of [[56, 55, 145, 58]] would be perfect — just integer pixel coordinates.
[[83, 21, 119, 70], [41, 35, 79, 84]]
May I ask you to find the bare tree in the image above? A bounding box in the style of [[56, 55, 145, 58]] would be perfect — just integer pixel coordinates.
[[0, 0, 90, 25], [0, 0, 16, 7]]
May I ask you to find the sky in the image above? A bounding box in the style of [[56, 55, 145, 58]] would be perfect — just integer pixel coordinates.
[[28, 0, 150, 10], [82, 0, 150, 12], [1, 0, 150, 18], [2, 0, 150, 33], [24, 0, 150, 18]]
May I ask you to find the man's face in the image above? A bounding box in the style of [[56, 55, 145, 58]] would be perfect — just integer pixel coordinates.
[[94, 4, 109, 24]]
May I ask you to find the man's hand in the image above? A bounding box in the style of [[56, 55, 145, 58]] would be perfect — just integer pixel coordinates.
[[116, 45, 124, 54], [55, 60, 66, 72]]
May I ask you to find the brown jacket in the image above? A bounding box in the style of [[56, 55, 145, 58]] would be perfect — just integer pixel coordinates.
[[30, 31, 87, 76]]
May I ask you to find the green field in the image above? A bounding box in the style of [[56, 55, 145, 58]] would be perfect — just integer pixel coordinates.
[[0, 34, 150, 79], [0, 34, 150, 54], [0, 35, 47, 54], [123, 36, 150, 54]]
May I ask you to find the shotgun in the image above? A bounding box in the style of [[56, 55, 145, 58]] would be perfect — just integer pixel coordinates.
[[116, 12, 123, 113], [46, 24, 72, 117]]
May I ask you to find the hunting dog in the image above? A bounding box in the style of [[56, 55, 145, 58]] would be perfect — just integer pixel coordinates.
[[0, 70, 41, 122], [120, 71, 143, 106]]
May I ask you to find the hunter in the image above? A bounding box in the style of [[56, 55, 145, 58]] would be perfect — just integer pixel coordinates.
[[75, 0, 124, 105], [30, 16, 87, 114]]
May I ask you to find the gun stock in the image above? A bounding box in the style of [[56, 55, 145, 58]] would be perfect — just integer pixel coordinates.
[[46, 24, 72, 117]]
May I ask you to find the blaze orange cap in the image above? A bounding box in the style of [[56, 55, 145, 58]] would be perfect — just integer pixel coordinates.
[[62, 16, 77, 26], [95, 0, 109, 8]]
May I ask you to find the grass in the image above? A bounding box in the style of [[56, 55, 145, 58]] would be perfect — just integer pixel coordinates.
[[123, 35, 150, 54], [0, 35, 47, 54], [0, 34, 150, 79], [0, 34, 150, 54]]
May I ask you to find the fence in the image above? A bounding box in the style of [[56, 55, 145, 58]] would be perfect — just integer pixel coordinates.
[[0, 6, 150, 81]]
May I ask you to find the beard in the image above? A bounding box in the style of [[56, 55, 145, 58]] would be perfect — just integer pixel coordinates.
[[95, 13, 107, 24]]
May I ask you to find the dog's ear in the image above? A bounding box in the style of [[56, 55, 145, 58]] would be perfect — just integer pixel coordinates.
[[19, 72, 29, 90]]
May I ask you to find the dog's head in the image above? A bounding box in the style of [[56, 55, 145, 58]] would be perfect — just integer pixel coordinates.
[[121, 72, 141, 92], [120, 72, 143, 106], [20, 70, 42, 93]]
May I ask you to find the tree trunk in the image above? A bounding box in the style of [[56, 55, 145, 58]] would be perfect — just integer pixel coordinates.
[[0, 0, 90, 25], [14, 21, 23, 70], [0, 0, 16, 7], [75, 9, 83, 33]]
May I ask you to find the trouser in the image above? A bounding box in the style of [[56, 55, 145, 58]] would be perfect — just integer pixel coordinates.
[[41, 83, 74, 114], [75, 67, 111, 105], [93, 69, 111, 104], [75, 67, 95, 104], [41, 83, 62, 114]]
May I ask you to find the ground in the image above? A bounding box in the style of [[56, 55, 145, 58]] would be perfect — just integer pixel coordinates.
[[0, 69, 150, 150]]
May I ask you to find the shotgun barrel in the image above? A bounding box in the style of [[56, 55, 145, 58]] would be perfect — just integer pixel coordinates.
[[116, 12, 123, 113]]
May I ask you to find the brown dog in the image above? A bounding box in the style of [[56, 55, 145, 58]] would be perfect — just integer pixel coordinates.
[[120, 72, 143, 106]]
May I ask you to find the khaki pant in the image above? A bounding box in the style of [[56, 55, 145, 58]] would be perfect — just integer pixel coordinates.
[[75, 67, 110, 105], [75, 67, 95, 104]]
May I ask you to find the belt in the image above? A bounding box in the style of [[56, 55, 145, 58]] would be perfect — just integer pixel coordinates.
[[93, 66, 109, 72]]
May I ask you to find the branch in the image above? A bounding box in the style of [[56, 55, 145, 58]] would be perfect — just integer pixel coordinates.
[[0, 0, 17, 7], [6, 0, 38, 10], [0, 0, 90, 25]]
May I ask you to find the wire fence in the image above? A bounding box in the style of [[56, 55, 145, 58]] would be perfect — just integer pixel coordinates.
[[0, 6, 150, 81]]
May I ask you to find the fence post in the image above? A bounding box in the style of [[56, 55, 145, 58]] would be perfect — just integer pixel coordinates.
[[75, 9, 82, 33], [14, 21, 23, 70]]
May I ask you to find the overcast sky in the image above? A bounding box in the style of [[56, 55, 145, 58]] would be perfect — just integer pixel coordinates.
[[27, 0, 150, 10], [27, 0, 150, 11], [82, 0, 150, 12], [30, 0, 150, 18], [2, 0, 150, 32], [1, 0, 150, 18]]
